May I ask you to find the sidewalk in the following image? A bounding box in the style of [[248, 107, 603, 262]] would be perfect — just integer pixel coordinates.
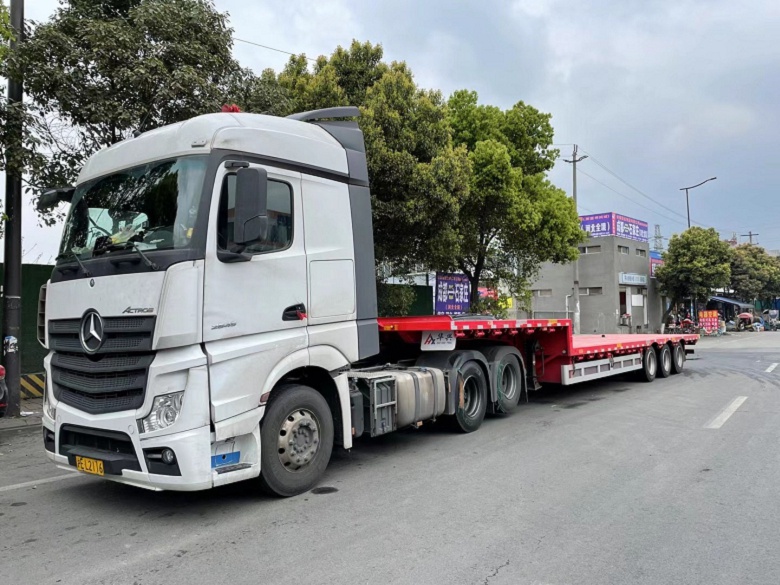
[[0, 397, 43, 432]]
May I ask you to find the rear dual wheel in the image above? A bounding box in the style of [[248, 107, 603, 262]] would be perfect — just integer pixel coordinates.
[[482, 346, 524, 414], [637, 347, 658, 382], [671, 343, 685, 374], [656, 344, 672, 378], [450, 360, 488, 433]]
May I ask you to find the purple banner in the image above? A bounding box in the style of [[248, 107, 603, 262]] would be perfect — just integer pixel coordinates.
[[435, 273, 470, 315], [580, 213, 613, 237], [614, 213, 649, 242], [580, 212, 649, 242]]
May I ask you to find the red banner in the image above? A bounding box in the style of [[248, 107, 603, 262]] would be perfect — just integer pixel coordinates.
[[698, 310, 718, 331]]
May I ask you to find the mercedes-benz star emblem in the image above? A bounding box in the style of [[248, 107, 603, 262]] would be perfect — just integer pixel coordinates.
[[79, 310, 104, 354]]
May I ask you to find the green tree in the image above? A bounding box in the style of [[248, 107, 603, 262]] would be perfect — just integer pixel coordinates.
[[656, 227, 733, 321], [280, 43, 471, 315], [447, 90, 583, 306], [729, 244, 780, 305], [10, 0, 238, 206], [224, 67, 291, 116]]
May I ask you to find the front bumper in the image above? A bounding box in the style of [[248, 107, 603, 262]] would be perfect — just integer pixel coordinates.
[[43, 406, 213, 491]]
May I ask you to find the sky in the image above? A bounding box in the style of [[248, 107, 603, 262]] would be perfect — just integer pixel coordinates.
[[9, 0, 780, 262]]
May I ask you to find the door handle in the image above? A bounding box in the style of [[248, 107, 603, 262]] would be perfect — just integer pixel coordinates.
[[283, 303, 307, 321]]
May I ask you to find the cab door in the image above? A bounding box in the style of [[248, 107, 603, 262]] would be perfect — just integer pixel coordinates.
[[203, 163, 308, 422]]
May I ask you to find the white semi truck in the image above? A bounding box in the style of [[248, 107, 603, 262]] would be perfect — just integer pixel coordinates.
[[38, 107, 697, 496]]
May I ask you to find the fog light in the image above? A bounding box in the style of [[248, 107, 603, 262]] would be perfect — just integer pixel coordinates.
[[140, 392, 184, 433], [161, 448, 176, 465]]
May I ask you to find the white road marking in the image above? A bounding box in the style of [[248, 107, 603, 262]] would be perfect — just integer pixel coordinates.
[[705, 396, 748, 429], [765, 363, 778, 373], [0, 472, 82, 493]]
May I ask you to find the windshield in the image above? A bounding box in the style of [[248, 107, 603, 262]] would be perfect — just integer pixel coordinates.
[[58, 156, 208, 260]]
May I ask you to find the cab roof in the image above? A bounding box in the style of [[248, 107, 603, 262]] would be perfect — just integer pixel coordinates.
[[77, 112, 349, 184]]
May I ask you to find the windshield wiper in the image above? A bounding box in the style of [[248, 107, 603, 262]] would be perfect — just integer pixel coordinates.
[[56, 251, 92, 277], [94, 241, 158, 271], [130, 242, 159, 271]]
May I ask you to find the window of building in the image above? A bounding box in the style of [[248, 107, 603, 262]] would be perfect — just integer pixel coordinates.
[[580, 245, 601, 254], [217, 174, 293, 253], [580, 287, 603, 295], [534, 289, 553, 297], [636, 248, 647, 258], [618, 245, 629, 255]]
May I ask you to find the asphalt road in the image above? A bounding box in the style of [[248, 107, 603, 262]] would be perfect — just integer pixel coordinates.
[[2, 333, 780, 585]]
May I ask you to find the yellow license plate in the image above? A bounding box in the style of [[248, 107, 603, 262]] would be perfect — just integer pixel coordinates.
[[75, 456, 104, 476]]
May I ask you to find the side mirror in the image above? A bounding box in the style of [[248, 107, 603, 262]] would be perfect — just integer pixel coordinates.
[[37, 187, 75, 211], [233, 167, 268, 245]]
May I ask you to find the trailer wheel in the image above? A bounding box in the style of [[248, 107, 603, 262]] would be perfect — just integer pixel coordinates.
[[671, 343, 685, 374], [450, 361, 488, 433], [656, 344, 672, 378], [259, 384, 334, 497], [483, 346, 524, 414], [638, 347, 657, 382]]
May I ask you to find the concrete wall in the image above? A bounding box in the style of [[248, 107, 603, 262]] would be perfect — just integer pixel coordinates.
[[531, 236, 662, 333]]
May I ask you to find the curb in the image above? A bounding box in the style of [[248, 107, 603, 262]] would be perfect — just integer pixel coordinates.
[[0, 413, 42, 433]]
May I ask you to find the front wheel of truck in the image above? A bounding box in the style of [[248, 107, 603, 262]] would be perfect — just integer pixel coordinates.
[[259, 384, 334, 497]]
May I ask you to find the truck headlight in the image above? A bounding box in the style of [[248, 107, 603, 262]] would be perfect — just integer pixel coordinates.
[[43, 388, 56, 421], [139, 392, 184, 433]]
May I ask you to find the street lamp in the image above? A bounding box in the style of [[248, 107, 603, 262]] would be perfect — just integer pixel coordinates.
[[680, 177, 717, 228], [679, 176, 717, 327]]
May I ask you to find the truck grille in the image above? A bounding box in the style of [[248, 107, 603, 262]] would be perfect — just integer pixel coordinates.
[[37, 284, 47, 347], [50, 316, 156, 414]]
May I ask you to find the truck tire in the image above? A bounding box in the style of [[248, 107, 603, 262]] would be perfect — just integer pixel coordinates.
[[637, 347, 657, 383], [259, 384, 334, 497], [671, 343, 685, 374], [483, 346, 524, 414], [656, 344, 672, 378], [450, 360, 488, 433]]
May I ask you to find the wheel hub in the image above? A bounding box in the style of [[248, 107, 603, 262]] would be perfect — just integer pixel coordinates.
[[277, 409, 320, 471]]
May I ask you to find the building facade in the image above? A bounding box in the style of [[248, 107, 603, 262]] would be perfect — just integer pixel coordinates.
[[530, 213, 665, 333]]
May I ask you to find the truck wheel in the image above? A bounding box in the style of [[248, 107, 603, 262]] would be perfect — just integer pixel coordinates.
[[671, 343, 685, 374], [259, 384, 334, 497], [450, 361, 488, 433], [483, 346, 524, 414], [638, 347, 657, 382], [656, 344, 672, 378]]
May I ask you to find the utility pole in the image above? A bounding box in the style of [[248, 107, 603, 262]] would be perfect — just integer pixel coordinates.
[[653, 224, 665, 252], [741, 231, 759, 245], [564, 145, 587, 334], [2, 0, 24, 418]]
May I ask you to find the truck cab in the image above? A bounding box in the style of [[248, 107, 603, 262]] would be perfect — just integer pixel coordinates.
[[40, 107, 379, 494]]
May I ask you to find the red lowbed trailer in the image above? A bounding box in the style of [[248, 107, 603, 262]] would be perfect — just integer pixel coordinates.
[[377, 316, 698, 388]]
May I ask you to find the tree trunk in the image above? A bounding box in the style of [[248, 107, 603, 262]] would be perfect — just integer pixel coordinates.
[[469, 274, 480, 308], [469, 255, 485, 309], [661, 297, 678, 326]]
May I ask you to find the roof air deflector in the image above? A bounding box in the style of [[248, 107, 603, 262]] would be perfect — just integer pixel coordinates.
[[286, 106, 360, 122]]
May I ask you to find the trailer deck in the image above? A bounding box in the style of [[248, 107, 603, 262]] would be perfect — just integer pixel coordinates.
[[378, 315, 698, 386], [571, 333, 699, 356]]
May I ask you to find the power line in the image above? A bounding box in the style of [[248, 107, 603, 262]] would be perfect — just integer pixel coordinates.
[[576, 149, 733, 234], [575, 167, 692, 227], [581, 152, 692, 222], [234, 37, 317, 62]]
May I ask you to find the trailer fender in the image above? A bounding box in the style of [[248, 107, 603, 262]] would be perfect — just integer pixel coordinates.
[[416, 350, 490, 415]]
